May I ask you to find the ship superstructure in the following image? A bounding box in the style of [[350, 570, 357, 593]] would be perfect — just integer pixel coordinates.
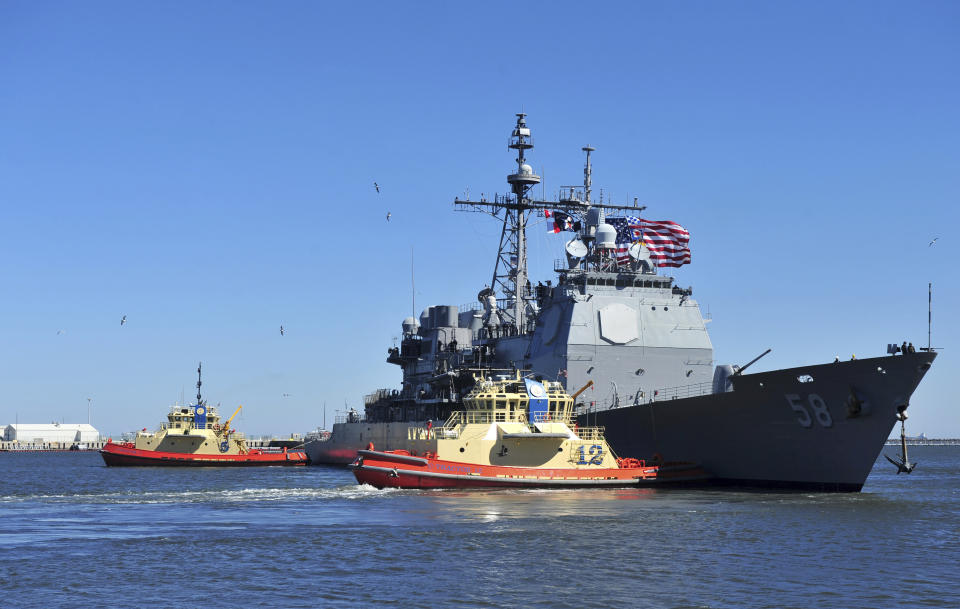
[[454, 114, 711, 408]]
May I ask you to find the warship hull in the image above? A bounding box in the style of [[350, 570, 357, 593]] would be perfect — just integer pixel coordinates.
[[304, 436, 362, 465], [304, 426, 405, 465], [310, 353, 934, 491], [584, 352, 936, 491]]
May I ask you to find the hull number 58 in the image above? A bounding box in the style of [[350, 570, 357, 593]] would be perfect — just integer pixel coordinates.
[[785, 393, 833, 428]]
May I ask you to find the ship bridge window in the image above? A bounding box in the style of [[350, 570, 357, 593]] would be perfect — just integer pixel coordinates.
[[496, 400, 506, 409]]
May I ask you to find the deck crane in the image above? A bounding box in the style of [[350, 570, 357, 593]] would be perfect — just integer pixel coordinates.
[[222, 405, 243, 434]]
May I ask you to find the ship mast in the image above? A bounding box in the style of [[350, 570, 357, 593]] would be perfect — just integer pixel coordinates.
[[454, 114, 541, 332], [454, 114, 649, 332], [496, 113, 541, 331]]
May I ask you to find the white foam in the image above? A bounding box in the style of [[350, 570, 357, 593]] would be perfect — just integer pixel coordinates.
[[0, 484, 397, 505]]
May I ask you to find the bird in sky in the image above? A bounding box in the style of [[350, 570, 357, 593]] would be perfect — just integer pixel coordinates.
[[374, 182, 380, 193], [386, 211, 391, 222], [120, 315, 126, 326], [56, 329, 65, 335], [282, 393, 292, 398], [929, 237, 939, 247], [280, 325, 285, 336]]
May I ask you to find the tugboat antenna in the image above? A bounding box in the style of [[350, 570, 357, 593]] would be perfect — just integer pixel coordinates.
[[196, 362, 203, 406]]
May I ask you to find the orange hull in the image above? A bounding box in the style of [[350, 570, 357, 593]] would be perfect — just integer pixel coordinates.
[[99, 441, 308, 466], [350, 450, 707, 489]]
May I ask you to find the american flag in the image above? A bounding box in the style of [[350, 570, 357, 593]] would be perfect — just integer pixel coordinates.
[[607, 216, 643, 264], [607, 216, 691, 268]]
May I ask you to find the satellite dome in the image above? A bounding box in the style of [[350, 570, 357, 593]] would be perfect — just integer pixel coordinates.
[[596, 222, 617, 248], [402, 316, 419, 335], [520, 163, 533, 175]]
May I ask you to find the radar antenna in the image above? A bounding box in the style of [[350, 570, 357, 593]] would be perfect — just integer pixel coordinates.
[[582, 145, 594, 203]]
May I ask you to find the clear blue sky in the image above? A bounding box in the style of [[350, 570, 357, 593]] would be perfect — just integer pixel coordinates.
[[1, 1, 957, 437]]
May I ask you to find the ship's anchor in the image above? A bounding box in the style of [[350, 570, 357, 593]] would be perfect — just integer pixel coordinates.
[[884, 404, 916, 474]]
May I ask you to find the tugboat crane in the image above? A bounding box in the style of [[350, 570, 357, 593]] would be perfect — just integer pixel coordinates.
[[222, 405, 243, 433]]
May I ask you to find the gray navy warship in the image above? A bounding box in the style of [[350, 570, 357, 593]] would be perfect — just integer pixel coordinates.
[[305, 113, 936, 491]]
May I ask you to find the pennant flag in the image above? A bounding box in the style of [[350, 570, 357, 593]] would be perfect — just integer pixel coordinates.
[[548, 211, 580, 233], [607, 216, 691, 267]]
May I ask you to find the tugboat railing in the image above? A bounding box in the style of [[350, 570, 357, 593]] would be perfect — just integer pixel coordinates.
[[574, 426, 605, 441]]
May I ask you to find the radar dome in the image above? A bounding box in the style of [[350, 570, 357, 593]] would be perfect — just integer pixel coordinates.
[[402, 317, 419, 335], [596, 223, 617, 248], [520, 163, 533, 175]]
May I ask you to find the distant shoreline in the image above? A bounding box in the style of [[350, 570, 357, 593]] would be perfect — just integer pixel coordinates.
[[885, 439, 960, 446]]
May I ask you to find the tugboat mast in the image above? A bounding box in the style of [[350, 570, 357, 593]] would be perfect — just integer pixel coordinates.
[[196, 362, 203, 406]]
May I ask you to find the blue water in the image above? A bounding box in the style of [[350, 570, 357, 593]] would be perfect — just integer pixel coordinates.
[[1, 448, 957, 608]]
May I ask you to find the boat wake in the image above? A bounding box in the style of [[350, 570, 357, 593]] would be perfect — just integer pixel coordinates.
[[0, 484, 397, 505]]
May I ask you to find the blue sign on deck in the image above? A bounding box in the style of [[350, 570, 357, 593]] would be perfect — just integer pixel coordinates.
[[193, 405, 207, 430], [524, 378, 549, 422]]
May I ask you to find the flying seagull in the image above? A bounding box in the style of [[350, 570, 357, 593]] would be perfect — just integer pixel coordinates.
[[386, 212, 391, 222], [280, 325, 285, 336], [929, 237, 939, 247], [374, 182, 380, 193], [120, 315, 126, 326], [282, 393, 292, 398], [56, 329, 66, 335]]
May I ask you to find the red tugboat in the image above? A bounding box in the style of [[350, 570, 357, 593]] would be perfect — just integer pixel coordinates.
[[100, 364, 308, 467], [350, 371, 705, 489]]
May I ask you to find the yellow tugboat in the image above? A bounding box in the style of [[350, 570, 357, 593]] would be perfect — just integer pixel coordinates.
[[100, 364, 307, 466], [351, 370, 706, 488]]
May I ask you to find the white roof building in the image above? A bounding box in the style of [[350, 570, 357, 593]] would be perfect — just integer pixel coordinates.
[[3, 423, 100, 444]]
